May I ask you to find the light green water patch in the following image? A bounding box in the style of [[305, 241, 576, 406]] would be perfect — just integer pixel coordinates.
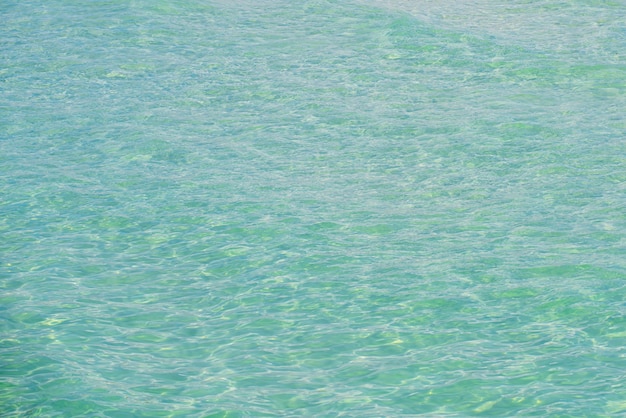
[[2, 0, 626, 416]]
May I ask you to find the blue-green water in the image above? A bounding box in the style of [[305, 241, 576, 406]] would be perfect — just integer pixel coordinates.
[[2, 0, 625, 416]]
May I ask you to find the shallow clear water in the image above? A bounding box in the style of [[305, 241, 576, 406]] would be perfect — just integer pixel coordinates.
[[1, 0, 625, 416]]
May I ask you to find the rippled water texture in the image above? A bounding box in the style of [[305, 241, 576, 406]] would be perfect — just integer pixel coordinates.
[[2, 0, 626, 416]]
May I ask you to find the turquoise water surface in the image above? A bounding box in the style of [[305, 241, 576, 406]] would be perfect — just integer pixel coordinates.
[[2, 0, 626, 416]]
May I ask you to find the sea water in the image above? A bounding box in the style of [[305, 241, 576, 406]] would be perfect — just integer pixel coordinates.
[[1, 0, 625, 416]]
